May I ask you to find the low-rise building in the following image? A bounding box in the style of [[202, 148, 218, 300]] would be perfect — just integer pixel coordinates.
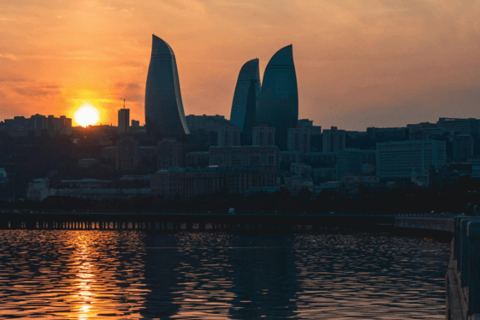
[[151, 166, 277, 199], [209, 145, 279, 168], [377, 140, 446, 179]]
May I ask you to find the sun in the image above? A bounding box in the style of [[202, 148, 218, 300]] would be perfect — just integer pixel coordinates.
[[73, 103, 100, 127]]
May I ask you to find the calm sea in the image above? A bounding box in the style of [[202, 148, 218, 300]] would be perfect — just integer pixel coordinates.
[[0, 230, 450, 319]]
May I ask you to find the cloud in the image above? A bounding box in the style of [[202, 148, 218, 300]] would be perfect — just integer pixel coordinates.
[[0, 53, 16, 61], [13, 84, 61, 97], [113, 82, 143, 102]]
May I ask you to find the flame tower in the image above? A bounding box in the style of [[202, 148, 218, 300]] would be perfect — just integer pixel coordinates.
[[230, 58, 261, 131], [256, 45, 298, 150], [145, 35, 190, 137]]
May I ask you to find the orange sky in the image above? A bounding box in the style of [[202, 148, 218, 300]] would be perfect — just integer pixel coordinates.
[[1, 0, 479, 130]]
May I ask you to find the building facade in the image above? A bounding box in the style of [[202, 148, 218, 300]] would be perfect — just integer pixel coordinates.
[[209, 145, 279, 168], [377, 140, 446, 179], [116, 137, 139, 171], [151, 166, 277, 199], [287, 127, 310, 153], [452, 134, 474, 161], [253, 126, 275, 146], [218, 125, 241, 147], [323, 127, 346, 153], [156, 138, 184, 169], [336, 149, 364, 181], [118, 108, 130, 134]]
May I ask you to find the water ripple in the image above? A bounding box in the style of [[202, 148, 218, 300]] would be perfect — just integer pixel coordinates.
[[0, 231, 449, 319]]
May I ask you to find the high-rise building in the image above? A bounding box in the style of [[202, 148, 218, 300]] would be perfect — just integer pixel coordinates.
[[116, 137, 139, 171], [218, 125, 240, 147], [118, 108, 130, 134], [156, 138, 184, 169], [287, 127, 310, 153], [452, 134, 474, 161], [241, 80, 258, 145], [256, 45, 298, 150], [323, 127, 346, 152], [230, 58, 261, 131], [145, 35, 190, 137], [253, 126, 275, 146], [377, 140, 446, 179]]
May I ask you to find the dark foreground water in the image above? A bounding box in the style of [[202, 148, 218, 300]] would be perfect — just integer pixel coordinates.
[[0, 231, 449, 319]]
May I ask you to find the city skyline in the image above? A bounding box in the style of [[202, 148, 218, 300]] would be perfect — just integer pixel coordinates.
[[1, 0, 479, 130]]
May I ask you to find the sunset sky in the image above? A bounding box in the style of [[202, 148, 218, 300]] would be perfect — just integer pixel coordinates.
[[1, 0, 479, 130]]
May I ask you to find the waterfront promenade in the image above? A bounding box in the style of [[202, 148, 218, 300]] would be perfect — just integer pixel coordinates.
[[395, 213, 480, 320]]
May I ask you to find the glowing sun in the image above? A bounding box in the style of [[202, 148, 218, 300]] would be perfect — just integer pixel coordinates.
[[73, 103, 100, 127]]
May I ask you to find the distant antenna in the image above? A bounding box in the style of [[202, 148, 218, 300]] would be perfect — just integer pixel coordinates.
[[123, 98, 126, 109]]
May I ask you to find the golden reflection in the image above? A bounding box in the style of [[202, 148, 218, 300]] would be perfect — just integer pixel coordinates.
[[61, 231, 148, 319], [71, 233, 96, 319]]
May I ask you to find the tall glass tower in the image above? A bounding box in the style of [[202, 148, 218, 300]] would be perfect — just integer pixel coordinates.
[[229, 58, 261, 131], [256, 45, 298, 150], [145, 35, 190, 138]]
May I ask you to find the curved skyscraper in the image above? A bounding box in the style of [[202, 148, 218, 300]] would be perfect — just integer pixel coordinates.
[[256, 45, 298, 150], [229, 58, 261, 131], [145, 34, 190, 137]]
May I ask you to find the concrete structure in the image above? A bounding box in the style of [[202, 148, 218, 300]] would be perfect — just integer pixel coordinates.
[[116, 137, 139, 171], [336, 149, 363, 181], [438, 117, 480, 136], [298, 119, 322, 136], [253, 126, 275, 146], [256, 45, 298, 150], [287, 127, 310, 153], [118, 108, 130, 134], [409, 127, 447, 140], [218, 125, 240, 147], [145, 35, 190, 137], [367, 127, 408, 140], [230, 58, 261, 131], [453, 134, 474, 161], [377, 140, 446, 179], [156, 138, 183, 169], [185, 114, 229, 132], [151, 166, 277, 199], [279, 151, 302, 168], [186, 151, 209, 168], [323, 127, 346, 153], [209, 145, 279, 168], [303, 152, 337, 168]]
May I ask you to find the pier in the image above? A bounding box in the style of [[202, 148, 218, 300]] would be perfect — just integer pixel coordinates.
[[0, 212, 394, 232]]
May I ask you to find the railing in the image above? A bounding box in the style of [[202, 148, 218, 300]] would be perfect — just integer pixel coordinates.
[[449, 216, 480, 319]]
